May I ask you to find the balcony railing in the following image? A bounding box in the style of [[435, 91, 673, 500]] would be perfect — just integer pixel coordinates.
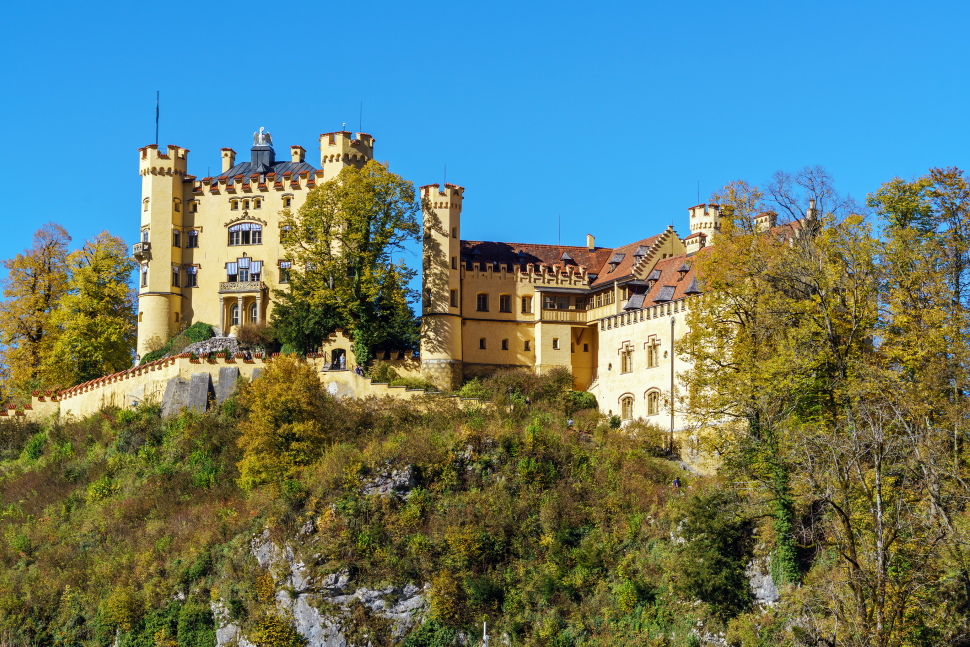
[[132, 242, 151, 260], [219, 281, 266, 293], [540, 308, 587, 323]]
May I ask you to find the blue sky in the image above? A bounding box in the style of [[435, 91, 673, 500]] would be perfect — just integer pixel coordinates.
[[2, 0, 968, 273]]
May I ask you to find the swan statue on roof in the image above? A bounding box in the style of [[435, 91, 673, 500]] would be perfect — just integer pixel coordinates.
[[253, 127, 273, 146]]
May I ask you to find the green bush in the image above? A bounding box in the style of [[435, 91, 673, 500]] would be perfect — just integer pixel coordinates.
[[21, 431, 46, 461], [564, 391, 598, 414], [140, 322, 215, 364], [368, 362, 399, 384]]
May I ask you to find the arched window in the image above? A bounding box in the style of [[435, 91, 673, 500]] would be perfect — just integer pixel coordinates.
[[647, 391, 660, 416], [621, 396, 634, 420], [249, 302, 258, 323], [230, 305, 239, 327], [228, 223, 262, 246]]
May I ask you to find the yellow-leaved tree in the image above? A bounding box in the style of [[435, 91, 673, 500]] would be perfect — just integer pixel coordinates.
[[236, 355, 329, 491], [0, 223, 70, 399], [42, 232, 136, 387]]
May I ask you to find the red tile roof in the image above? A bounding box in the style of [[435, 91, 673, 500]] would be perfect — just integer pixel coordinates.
[[460, 240, 615, 271], [589, 234, 663, 288]]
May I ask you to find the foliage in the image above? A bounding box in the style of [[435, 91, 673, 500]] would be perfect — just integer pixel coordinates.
[[672, 490, 753, 621], [236, 322, 274, 350], [279, 160, 421, 365], [42, 232, 137, 385], [0, 223, 70, 400], [235, 356, 330, 491], [564, 390, 598, 415], [140, 321, 215, 364]]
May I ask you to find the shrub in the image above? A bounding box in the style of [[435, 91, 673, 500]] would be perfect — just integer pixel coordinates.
[[236, 323, 273, 349], [564, 390, 598, 415], [236, 356, 329, 491], [140, 322, 215, 364], [624, 418, 668, 455], [673, 489, 754, 621], [457, 378, 489, 399], [368, 362, 399, 384]]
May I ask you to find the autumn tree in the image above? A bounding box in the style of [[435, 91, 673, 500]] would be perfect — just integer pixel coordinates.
[[276, 160, 421, 364], [0, 223, 70, 399], [42, 232, 137, 386], [236, 355, 330, 491]]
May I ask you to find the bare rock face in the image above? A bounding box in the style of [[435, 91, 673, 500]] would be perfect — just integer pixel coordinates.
[[746, 556, 780, 606], [183, 336, 240, 358], [214, 530, 428, 647], [361, 465, 417, 498]]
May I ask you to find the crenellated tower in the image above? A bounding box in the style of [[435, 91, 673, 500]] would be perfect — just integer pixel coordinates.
[[420, 183, 464, 390], [136, 144, 188, 356], [318, 131, 375, 181], [687, 203, 722, 241]]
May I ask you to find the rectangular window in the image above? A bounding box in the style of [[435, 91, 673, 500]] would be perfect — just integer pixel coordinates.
[[171, 267, 180, 287], [140, 267, 148, 287], [524, 340, 531, 351], [595, 293, 603, 308], [556, 296, 570, 310], [238, 268, 250, 282], [552, 338, 560, 350], [451, 227, 457, 238], [142, 229, 149, 243], [450, 289, 458, 307], [451, 256, 457, 269], [583, 343, 589, 352], [647, 344, 659, 368], [279, 261, 291, 283], [185, 267, 198, 287], [575, 298, 588, 310], [476, 293, 488, 312], [479, 338, 486, 349], [187, 230, 199, 248], [172, 230, 181, 248], [501, 339, 509, 350], [543, 295, 556, 309], [499, 294, 511, 312], [621, 349, 632, 373], [521, 296, 533, 314]]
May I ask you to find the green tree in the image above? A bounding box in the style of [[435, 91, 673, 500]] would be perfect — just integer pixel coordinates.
[[0, 223, 70, 399], [236, 355, 330, 491], [42, 232, 136, 386], [278, 160, 421, 365]]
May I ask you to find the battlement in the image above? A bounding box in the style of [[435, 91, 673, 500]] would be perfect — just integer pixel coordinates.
[[139, 144, 189, 176], [688, 203, 722, 237], [421, 183, 464, 211], [319, 131, 374, 166]]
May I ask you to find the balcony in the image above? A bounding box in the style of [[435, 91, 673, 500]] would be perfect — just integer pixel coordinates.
[[540, 308, 587, 323], [132, 242, 151, 260], [219, 281, 266, 294]]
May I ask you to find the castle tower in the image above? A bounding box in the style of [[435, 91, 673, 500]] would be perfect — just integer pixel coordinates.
[[687, 203, 722, 241], [420, 183, 464, 390], [136, 144, 188, 356], [318, 131, 375, 182]]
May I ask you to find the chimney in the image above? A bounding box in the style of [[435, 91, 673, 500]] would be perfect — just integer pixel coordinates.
[[221, 148, 236, 173], [586, 234, 595, 250], [291, 145, 306, 163]]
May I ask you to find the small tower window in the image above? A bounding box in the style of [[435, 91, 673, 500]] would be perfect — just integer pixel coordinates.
[[451, 227, 457, 238], [141, 229, 149, 243], [524, 340, 531, 351], [171, 266, 180, 288], [283, 197, 292, 208], [187, 230, 199, 248], [173, 198, 181, 212], [479, 338, 486, 350], [450, 289, 458, 308], [143, 198, 150, 212], [552, 338, 560, 350], [231, 200, 239, 211], [253, 198, 262, 209], [190, 201, 198, 213], [521, 296, 532, 314], [501, 339, 509, 350], [476, 293, 488, 312], [140, 266, 148, 287], [242, 199, 250, 210], [499, 294, 511, 313], [185, 266, 198, 287], [172, 230, 181, 248], [451, 256, 457, 270]]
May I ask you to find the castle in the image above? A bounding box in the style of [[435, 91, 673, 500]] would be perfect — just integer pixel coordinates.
[[135, 129, 375, 356], [134, 126, 809, 431]]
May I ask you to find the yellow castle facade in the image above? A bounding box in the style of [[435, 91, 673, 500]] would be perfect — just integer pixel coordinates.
[[135, 129, 375, 356], [134, 126, 811, 435]]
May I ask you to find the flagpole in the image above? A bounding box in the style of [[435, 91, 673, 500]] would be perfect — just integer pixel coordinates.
[[155, 91, 159, 147]]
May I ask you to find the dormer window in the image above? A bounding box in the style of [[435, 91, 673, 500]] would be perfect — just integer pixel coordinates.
[[607, 252, 625, 273]]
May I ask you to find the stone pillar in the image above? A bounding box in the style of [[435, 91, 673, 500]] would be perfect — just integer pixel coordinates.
[[219, 296, 225, 334], [256, 295, 263, 324], [236, 295, 243, 329]]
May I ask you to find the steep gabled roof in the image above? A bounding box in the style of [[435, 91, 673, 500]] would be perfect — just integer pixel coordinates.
[[589, 234, 664, 288]]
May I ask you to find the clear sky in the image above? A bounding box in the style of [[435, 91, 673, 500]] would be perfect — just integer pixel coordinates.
[[2, 0, 968, 272]]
